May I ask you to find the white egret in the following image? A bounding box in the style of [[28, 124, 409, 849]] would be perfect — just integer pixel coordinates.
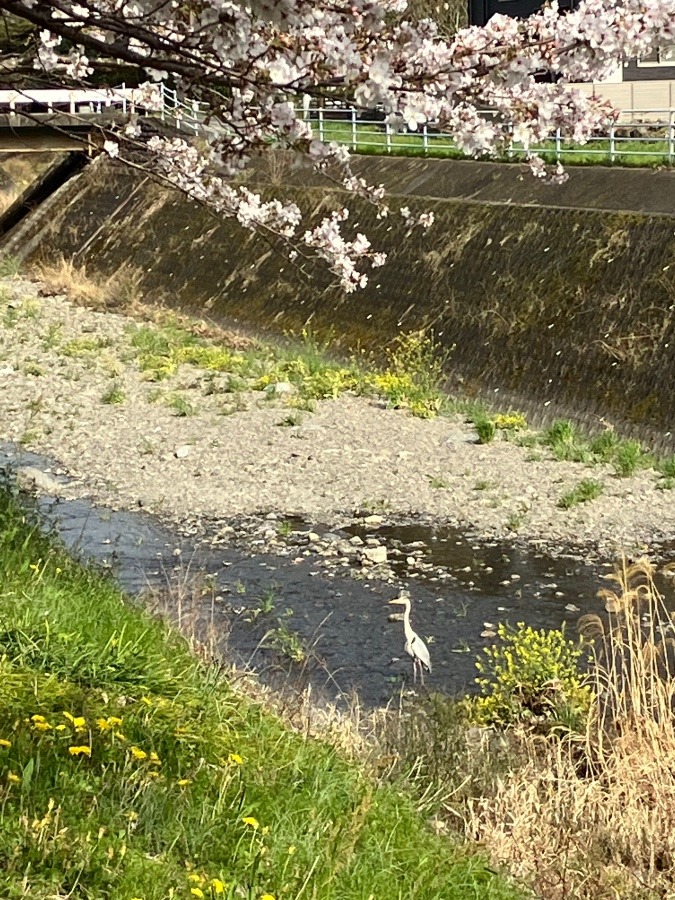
[[389, 594, 432, 685]]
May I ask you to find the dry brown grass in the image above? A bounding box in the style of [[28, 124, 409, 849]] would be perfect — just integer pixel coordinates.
[[467, 558, 675, 900], [31, 254, 257, 350], [33, 255, 144, 310]]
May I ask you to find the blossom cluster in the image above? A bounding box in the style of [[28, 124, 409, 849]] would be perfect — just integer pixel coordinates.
[[12, 0, 675, 287]]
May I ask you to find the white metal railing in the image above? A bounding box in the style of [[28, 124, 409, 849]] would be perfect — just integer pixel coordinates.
[[0, 86, 672, 164], [0, 84, 209, 136], [299, 104, 675, 165]]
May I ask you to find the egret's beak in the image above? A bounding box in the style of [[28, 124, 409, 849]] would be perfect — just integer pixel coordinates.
[[388, 598, 404, 605]]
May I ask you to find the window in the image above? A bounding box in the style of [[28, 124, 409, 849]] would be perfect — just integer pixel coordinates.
[[637, 45, 675, 66]]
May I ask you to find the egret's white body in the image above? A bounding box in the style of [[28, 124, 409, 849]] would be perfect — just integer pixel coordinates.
[[389, 595, 432, 685]]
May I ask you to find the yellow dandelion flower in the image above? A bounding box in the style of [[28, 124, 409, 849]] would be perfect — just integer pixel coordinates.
[[55, 567, 62, 575], [130, 746, 147, 761], [261, 894, 276, 900], [68, 745, 91, 757], [33, 721, 52, 732], [107, 716, 123, 727], [0, 739, 11, 748], [149, 752, 161, 765], [210, 879, 225, 894], [141, 696, 152, 706], [242, 816, 259, 830], [114, 731, 127, 742], [190, 890, 204, 899], [176, 778, 191, 787], [287, 845, 296, 855], [96, 718, 110, 731], [188, 874, 204, 884], [55, 724, 66, 732], [62, 713, 86, 731], [228, 753, 243, 765], [29, 563, 39, 573], [31, 714, 46, 723], [7, 772, 20, 784]]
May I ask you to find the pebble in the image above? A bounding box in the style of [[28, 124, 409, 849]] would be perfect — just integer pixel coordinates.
[[174, 445, 190, 459], [363, 514, 384, 526], [265, 381, 296, 395], [361, 546, 388, 565]]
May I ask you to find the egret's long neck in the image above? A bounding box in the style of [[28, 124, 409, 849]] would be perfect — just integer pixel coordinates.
[[402, 600, 414, 642]]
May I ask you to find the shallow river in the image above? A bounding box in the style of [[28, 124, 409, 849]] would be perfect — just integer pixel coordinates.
[[2, 443, 668, 708]]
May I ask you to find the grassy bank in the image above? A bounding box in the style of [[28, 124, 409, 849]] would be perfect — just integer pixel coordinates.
[[0, 484, 522, 900], [314, 120, 674, 168]]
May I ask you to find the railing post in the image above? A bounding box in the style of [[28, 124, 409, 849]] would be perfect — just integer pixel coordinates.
[[423, 124, 428, 156], [555, 127, 561, 163], [351, 106, 356, 151], [318, 107, 324, 143], [669, 110, 674, 166], [385, 120, 391, 153], [609, 122, 616, 163], [121, 82, 126, 114]]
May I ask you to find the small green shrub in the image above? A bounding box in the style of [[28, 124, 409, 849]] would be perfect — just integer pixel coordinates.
[[557, 478, 604, 509], [62, 336, 111, 357], [276, 412, 303, 427], [474, 416, 496, 444], [428, 475, 450, 489], [165, 393, 198, 417], [659, 455, 675, 479], [101, 383, 126, 405], [589, 429, 620, 461], [471, 623, 591, 731], [544, 420, 592, 463], [613, 439, 651, 477], [0, 254, 21, 278]]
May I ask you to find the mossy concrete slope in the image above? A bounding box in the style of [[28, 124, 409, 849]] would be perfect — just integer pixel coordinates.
[[4, 156, 675, 444]]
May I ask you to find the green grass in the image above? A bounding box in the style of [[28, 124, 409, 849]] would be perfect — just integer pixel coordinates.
[[101, 382, 126, 405], [533, 420, 655, 477], [0, 486, 523, 900], [557, 478, 605, 509], [126, 319, 447, 419], [311, 120, 674, 168]]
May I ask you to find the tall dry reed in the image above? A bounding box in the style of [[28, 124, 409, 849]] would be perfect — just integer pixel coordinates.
[[467, 558, 675, 900]]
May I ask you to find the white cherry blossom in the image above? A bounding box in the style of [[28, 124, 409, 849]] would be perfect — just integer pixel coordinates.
[[9, 0, 672, 288]]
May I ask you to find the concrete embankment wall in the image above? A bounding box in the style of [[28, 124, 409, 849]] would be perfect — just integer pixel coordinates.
[[3, 155, 675, 445]]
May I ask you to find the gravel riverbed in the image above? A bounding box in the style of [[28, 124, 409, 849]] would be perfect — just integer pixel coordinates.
[[0, 277, 673, 561]]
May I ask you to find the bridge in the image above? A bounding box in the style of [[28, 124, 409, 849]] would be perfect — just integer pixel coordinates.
[[0, 85, 201, 152]]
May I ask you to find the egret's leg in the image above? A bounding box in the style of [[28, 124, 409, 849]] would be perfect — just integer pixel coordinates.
[[420, 664, 425, 687]]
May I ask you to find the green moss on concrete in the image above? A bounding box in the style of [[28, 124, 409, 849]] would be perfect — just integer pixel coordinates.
[[7, 157, 675, 445]]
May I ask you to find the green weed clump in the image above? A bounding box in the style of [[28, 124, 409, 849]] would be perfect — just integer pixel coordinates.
[[470, 623, 591, 731], [101, 382, 126, 405], [541, 420, 654, 476], [365, 330, 446, 417], [557, 478, 604, 509], [474, 415, 496, 444], [0, 487, 521, 900]]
